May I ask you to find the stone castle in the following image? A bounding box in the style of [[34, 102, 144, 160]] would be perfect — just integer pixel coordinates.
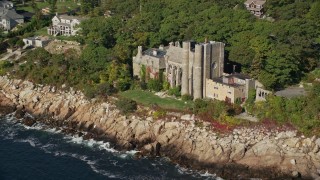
[[133, 40, 225, 99]]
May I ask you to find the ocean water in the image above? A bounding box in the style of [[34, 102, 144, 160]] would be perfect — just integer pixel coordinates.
[[0, 113, 219, 180]]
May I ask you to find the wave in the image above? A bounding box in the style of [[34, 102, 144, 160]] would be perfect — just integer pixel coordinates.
[[175, 164, 219, 180], [51, 151, 120, 179], [15, 137, 39, 147], [65, 135, 119, 153]]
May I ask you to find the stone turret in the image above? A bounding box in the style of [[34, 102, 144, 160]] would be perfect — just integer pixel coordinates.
[[193, 44, 203, 99], [137, 46, 143, 58], [210, 42, 224, 78], [181, 42, 190, 96]]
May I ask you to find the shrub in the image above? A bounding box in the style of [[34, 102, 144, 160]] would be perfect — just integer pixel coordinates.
[[147, 79, 162, 92], [153, 109, 167, 119], [115, 98, 137, 114], [140, 81, 148, 90], [0, 61, 13, 75], [117, 79, 131, 91], [181, 94, 193, 101], [193, 99, 209, 114], [168, 86, 181, 97], [163, 81, 170, 90], [97, 82, 116, 96], [83, 85, 97, 99]]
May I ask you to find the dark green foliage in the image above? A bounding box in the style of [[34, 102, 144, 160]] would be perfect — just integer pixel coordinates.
[[147, 79, 162, 92], [117, 79, 131, 92], [12, 47, 119, 98], [168, 86, 181, 97], [73, 0, 320, 90], [48, 0, 57, 17], [7, 37, 19, 48], [0, 61, 13, 75], [193, 99, 228, 120], [193, 98, 243, 121], [115, 98, 137, 114], [247, 85, 320, 135], [97, 82, 117, 97], [181, 94, 193, 101]]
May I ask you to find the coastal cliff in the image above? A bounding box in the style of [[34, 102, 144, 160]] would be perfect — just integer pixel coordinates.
[[0, 76, 320, 179]]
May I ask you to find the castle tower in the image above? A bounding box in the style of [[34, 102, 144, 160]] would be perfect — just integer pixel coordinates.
[[210, 42, 224, 78], [181, 42, 190, 95], [203, 43, 211, 97], [193, 44, 203, 99]]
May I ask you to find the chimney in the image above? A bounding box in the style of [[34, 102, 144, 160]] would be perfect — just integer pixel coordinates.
[[153, 49, 158, 56], [233, 65, 236, 73], [175, 41, 181, 47], [159, 45, 164, 50], [56, 12, 58, 16]]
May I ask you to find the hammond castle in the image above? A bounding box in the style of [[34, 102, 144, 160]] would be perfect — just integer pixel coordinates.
[[132, 40, 266, 103]]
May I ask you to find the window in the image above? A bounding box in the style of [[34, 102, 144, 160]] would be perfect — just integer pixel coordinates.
[[214, 86, 218, 90]]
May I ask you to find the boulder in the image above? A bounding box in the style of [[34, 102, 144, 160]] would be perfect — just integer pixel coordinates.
[[290, 159, 296, 165], [22, 117, 36, 127], [15, 108, 26, 119], [181, 114, 194, 121], [284, 138, 300, 148], [230, 143, 246, 161], [292, 171, 300, 178]]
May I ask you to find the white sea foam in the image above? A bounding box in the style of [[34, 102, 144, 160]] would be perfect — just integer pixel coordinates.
[[15, 137, 38, 147], [175, 164, 219, 179], [51, 151, 120, 178], [66, 135, 119, 153], [4, 113, 16, 121], [23, 123, 43, 130], [44, 127, 62, 134]]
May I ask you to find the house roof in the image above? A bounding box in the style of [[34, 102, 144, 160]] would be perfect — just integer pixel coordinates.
[[225, 73, 251, 80], [143, 48, 167, 58], [57, 14, 85, 21], [24, 36, 50, 41], [0, 1, 13, 9], [57, 22, 71, 27], [0, 7, 23, 20], [244, 0, 266, 6], [211, 77, 245, 88]]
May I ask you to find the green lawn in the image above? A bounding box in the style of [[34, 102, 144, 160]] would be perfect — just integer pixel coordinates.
[[16, 1, 80, 13], [119, 90, 193, 111]]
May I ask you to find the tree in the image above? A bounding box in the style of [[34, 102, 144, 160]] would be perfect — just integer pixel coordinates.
[[48, 0, 57, 17]]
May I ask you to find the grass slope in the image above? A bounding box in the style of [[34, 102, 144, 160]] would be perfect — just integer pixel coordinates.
[[119, 90, 193, 111]]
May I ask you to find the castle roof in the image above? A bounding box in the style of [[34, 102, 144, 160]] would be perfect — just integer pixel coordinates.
[[143, 48, 166, 58], [225, 73, 251, 80]]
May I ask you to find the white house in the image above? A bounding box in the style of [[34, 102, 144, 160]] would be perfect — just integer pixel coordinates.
[[244, 0, 266, 17], [23, 36, 51, 48], [47, 13, 84, 36], [0, 7, 24, 30]]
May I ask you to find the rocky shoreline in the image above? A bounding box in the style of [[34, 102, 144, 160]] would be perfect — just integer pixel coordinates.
[[0, 76, 319, 179]]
